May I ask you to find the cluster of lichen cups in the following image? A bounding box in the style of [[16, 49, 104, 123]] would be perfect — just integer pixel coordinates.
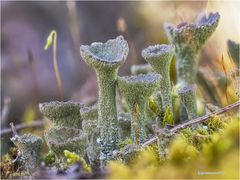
[[39, 101, 88, 165], [11, 12, 221, 172]]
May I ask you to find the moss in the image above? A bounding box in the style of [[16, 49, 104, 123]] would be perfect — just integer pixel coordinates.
[[0, 148, 18, 179], [117, 138, 133, 149], [44, 151, 56, 166], [108, 116, 239, 179], [162, 106, 174, 127]]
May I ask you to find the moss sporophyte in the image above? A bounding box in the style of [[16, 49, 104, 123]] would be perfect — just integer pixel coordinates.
[[80, 36, 129, 165]]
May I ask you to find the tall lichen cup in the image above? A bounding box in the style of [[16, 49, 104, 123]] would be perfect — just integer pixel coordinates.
[[80, 36, 129, 164], [142, 44, 174, 112], [164, 12, 220, 85], [117, 73, 162, 144], [164, 12, 220, 121]]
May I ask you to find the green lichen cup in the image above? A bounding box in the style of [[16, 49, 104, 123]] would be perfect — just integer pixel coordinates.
[[11, 134, 43, 172], [39, 101, 82, 129], [117, 73, 162, 144], [80, 36, 129, 165], [44, 127, 87, 160]]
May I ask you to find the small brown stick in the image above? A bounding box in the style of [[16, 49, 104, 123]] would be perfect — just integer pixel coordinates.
[[1, 120, 46, 136], [141, 101, 240, 148], [133, 103, 139, 145]]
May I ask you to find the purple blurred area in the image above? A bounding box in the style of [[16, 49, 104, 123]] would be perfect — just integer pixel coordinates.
[[1, 1, 136, 125], [1, 1, 239, 130]]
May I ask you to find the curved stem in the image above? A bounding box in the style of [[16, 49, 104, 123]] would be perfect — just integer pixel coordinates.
[[52, 31, 63, 100]]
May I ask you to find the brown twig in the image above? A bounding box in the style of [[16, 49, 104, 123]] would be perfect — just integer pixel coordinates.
[[141, 101, 240, 148], [1, 120, 46, 136]]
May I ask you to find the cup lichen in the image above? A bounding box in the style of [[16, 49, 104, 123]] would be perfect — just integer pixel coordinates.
[[164, 12, 220, 86], [117, 73, 162, 144], [10, 133, 43, 172], [142, 44, 174, 113], [44, 127, 87, 161], [177, 85, 198, 120], [80, 36, 129, 164], [39, 101, 82, 129]]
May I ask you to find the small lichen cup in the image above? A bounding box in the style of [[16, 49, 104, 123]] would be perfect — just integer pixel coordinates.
[[39, 101, 82, 129], [164, 12, 220, 86], [117, 73, 162, 144], [44, 127, 87, 161], [177, 85, 198, 120], [11, 134, 43, 172], [142, 44, 174, 112], [80, 36, 129, 165], [164, 12, 220, 121]]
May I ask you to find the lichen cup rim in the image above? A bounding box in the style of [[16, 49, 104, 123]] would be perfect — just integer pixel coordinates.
[[141, 44, 174, 59], [80, 35, 129, 68], [39, 101, 82, 111], [177, 84, 196, 94], [117, 73, 162, 86], [11, 133, 42, 145], [164, 12, 220, 34]]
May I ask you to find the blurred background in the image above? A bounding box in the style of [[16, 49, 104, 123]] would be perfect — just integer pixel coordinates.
[[1, 1, 239, 155]]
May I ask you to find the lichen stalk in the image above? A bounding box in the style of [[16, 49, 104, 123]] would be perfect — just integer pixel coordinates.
[[177, 85, 198, 120], [142, 44, 174, 112], [96, 69, 119, 147], [80, 36, 129, 165]]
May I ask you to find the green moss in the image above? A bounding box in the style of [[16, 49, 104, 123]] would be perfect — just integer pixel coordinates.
[[0, 148, 18, 179], [44, 151, 56, 166]]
